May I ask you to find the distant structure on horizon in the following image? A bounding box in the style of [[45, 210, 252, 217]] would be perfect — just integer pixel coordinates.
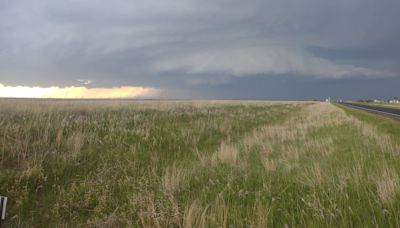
[[388, 97, 399, 104], [325, 97, 331, 103], [356, 97, 399, 104]]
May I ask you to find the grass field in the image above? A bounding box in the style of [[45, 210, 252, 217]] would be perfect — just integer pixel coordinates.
[[1, 99, 400, 227]]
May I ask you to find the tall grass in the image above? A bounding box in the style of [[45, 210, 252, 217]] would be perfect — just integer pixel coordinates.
[[1, 99, 400, 227]]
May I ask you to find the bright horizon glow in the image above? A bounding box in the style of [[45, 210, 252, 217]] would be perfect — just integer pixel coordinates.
[[0, 83, 159, 99]]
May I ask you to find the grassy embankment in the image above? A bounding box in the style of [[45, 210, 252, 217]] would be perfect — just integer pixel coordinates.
[[1, 99, 400, 227], [356, 102, 400, 109]]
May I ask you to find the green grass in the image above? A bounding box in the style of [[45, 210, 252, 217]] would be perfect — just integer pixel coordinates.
[[1, 100, 400, 227], [338, 103, 400, 145]]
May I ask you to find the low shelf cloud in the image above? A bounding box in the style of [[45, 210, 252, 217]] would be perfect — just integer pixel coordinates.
[[154, 46, 395, 79]]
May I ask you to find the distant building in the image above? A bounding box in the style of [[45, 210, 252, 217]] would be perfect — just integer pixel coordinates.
[[325, 97, 331, 103], [388, 97, 399, 103]]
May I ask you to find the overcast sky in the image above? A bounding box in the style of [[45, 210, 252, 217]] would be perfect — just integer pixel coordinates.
[[0, 0, 399, 99]]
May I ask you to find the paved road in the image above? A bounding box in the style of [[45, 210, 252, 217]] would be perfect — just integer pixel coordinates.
[[339, 102, 400, 120]]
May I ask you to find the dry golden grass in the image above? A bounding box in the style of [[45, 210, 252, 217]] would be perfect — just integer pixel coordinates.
[[183, 201, 204, 228], [162, 163, 188, 194], [216, 142, 239, 166], [181, 197, 234, 228], [68, 132, 84, 155], [301, 163, 325, 186], [376, 168, 400, 205], [262, 158, 277, 171]]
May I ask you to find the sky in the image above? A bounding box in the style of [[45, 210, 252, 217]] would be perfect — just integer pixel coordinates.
[[0, 0, 399, 99]]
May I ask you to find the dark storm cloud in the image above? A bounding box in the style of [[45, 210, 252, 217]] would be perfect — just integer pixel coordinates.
[[0, 0, 399, 99]]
